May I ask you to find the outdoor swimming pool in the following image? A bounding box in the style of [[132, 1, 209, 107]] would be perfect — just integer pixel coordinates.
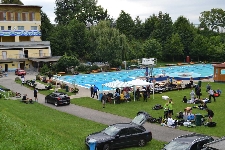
[[59, 64, 214, 90]]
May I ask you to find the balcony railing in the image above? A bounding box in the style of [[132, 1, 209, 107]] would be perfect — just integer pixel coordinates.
[[0, 30, 41, 36], [0, 41, 50, 48], [0, 53, 52, 60]]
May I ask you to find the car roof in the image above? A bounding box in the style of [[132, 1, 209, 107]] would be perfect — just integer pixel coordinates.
[[112, 123, 145, 130], [173, 133, 212, 143], [203, 137, 225, 149], [52, 92, 67, 95]]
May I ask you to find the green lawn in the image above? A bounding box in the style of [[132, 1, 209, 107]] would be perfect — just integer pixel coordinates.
[[71, 82, 225, 137], [0, 100, 165, 150]]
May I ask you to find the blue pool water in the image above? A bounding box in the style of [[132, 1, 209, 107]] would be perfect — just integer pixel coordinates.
[[59, 64, 214, 90]]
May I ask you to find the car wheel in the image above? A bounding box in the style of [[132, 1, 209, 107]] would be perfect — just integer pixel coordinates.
[[138, 139, 146, 147], [103, 144, 110, 150], [54, 101, 58, 107]]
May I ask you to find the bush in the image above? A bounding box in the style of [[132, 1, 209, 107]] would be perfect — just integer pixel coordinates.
[[77, 64, 89, 72], [60, 83, 66, 89], [15, 77, 20, 81], [36, 75, 41, 80], [40, 64, 50, 75], [90, 65, 99, 71]]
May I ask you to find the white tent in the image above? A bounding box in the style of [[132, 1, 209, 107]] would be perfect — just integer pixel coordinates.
[[128, 79, 154, 101]]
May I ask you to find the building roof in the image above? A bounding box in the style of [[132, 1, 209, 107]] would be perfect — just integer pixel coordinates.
[[29, 56, 62, 62], [213, 63, 225, 68], [0, 4, 42, 8]]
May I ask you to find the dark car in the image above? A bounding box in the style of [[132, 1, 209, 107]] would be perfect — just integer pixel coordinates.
[[85, 111, 152, 150], [162, 133, 214, 150], [202, 136, 225, 150], [45, 92, 70, 106], [15, 69, 26, 76]]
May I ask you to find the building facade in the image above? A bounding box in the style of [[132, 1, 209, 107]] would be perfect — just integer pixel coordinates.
[[0, 4, 52, 72]]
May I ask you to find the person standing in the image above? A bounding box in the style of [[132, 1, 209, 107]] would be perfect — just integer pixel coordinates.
[[168, 99, 174, 116], [208, 89, 216, 102], [163, 103, 169, 119], [90, 85, 94, 98], [34, 88, 38, 102], [21, 74, 25, 86], [206, 108, 214, 122], [101, 93, 107, 108], [92, 85, 99, 99], [196, 87, 201, 99]]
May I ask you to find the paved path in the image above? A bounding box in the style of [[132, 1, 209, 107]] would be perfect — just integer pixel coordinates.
[[0, 73, 197, 142]]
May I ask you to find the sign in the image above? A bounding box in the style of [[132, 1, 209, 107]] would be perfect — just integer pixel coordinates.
[[0, 30, 41, 36], [142, 58, 157, 65]]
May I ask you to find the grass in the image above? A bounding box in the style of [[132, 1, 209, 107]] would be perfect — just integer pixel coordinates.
[[0, 99, 166, 150], [71, 82, 225, 137]]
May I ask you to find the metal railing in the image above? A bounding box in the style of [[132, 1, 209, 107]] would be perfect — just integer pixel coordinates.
[[0, 41, 50, 47], [0, 53, 52, 60]]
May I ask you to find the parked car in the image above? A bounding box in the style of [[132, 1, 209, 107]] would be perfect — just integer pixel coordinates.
[[45, 92, 70, 106], [15, 69, 26, 76], [162, 133, 214, 150], [202, 136, 225, 150], [85, 111, 152, 150]]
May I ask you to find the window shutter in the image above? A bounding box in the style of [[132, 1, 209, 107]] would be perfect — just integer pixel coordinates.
[[0, 12, 3, 21], [7, 12, 11, 21], [22, 12, 25, 21], [15, 12, 18, 21], [29, 12, 32, 21]]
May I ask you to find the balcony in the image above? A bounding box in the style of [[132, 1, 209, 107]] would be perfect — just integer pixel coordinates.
[[0, 41, 50, 48], [0, 53, 52, 61], [0, 30, 41, 36]]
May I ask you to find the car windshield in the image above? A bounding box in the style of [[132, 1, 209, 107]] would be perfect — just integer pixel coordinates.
[[164, 140, 191, 150], [103, 126, 120, 136]]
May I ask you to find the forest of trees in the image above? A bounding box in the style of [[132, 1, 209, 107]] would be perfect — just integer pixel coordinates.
[[2, 0, 225, 66]]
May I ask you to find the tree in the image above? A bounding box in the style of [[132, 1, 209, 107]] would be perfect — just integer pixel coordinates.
[[116, 10, 135, 39], [190, 34, 209, 62], [165, 33, 184, 61], [132, 16, 144, 40], [142, 38, 162, 59], [173, 16, 196, 56], [56, 54, 80, 72], [40, 10, 53, 41], [67, 19, 87, 59], [1, 0, 23, 4], [143, 14, 158, 40], [47, 25, 72, 56], [54, 0, 109, 25], [86, 20, 129, 66], [199, 8, 225, 32], [151, 11, 173, 57]]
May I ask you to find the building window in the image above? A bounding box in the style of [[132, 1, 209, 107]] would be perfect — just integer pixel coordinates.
[[31, 26, 37, 30], [31, 12, 35, 21], [17, 26, 24, 30], [39, 50, 43, 57], [0, 26, 4, 30], [18, 12, 21, 21], [3, 12, 6, 21], [8, 26, 11, 30], [25, 12, 28, 21], [10, 12, 14, 21]]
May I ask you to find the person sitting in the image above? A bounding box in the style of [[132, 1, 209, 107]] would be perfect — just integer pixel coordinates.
[[15, 92, 21, 98], [21, 94, 28, 104], [120, 92, 125, 102], [184, 107, 192, 115], [125, 92, 131, 102], [167, 115, 178, 128], [107, 92, 113, 103], [215, 88, 221, 97], [114, 92, 120, 104], [182, 96, 187, 103], [198, 101, 208, 110]]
